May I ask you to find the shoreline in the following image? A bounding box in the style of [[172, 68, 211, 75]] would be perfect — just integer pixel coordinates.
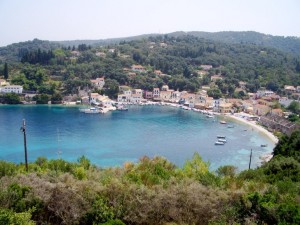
[[224, 114, 278, 144], [224, 113, 278, 162]]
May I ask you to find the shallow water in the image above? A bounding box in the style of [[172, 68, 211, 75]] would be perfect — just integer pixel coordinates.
[[0, 105, 274, 171]]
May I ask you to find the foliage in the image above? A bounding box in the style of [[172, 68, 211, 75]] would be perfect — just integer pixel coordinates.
[[0, 161, 17, 178], [207, 88, 222, 99], [0, 131, 299, 225], [50, 92, 62, 104], [1, 33, 300, 101], [0, 208, 35, 225], [3, 62, 8, 79], [288, 114, 300, 123], [0, 93, 21, 104], [216, 165, 237, 178], [103, 79, 120, 99], [273, 130, 300, 162], [21, 49, 54, 65], [288, 101, 300, 114], [33, 94, 50, 104]]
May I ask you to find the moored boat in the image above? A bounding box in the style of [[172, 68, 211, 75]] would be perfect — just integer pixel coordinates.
[[215, 141, 225, 145], [220, 120, 227, 124], [217, 135, 226, 138], [79, 107, 101, 114], [218, 138, 227, 143], [117, 105, 128, 111]]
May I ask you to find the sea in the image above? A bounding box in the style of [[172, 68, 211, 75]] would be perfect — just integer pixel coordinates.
[[0, 105, 275, 171]]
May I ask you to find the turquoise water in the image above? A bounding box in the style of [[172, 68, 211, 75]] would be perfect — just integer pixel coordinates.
[[0, 105, 275, 171]]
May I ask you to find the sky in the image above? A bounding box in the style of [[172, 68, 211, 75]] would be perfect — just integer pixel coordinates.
[[0, 0, 299, 47]]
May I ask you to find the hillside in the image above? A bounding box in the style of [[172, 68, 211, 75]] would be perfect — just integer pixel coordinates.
[[0, 39, 61, 62], [1, 34, 300, 100], [54, 31, 300, 57], [185, 31, 300, 56], [2, 31, 299, 63]]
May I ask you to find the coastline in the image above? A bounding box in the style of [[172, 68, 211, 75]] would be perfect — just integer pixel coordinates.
[[224, 114, 278, 144], [224, 113, 278, 162]]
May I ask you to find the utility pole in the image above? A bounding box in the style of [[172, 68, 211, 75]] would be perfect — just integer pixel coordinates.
[[248, 149, 252, 170], [21, 119, 28, 172]]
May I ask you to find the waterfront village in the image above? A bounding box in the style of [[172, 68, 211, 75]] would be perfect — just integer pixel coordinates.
[[1, 64, 300, 136]]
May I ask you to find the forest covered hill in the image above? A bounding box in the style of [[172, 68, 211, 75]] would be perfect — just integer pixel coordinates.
[[56, 31, 300, 57], [1, 31, 300, 63], [0, 33, 300, 101], [184, 31, 300, 56]]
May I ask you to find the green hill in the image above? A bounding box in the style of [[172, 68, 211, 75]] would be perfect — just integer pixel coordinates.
[[0, 39, 60, 62], [1, 34, 300, 98], [171, 31, 300, 56]]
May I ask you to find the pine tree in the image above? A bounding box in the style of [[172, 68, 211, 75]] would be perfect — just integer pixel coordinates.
[[3, 62, 8, 79]]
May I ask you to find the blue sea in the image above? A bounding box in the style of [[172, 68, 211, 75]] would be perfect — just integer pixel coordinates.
[[0, 105, 275, 171]]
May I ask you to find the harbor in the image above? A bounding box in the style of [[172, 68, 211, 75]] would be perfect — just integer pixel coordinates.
[[0, 104, 275, 171]]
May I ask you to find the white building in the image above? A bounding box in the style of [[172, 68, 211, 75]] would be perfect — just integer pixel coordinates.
[[90, 77, 105, 89], [133, 89, 143, 96], [118, 94, 130, 103], [212, 98, 227, 111], [279, 97, 296, 108], [0, 85, 23, 94], [130, 94, 143, 103], [153, 88, 160, 99], [256, 90, 274, 98]]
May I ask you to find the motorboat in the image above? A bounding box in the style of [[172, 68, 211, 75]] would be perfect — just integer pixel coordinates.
[[217, 135, 226, 138], [117, 105, 128, 111], [215, 141, 225, 145], [79, 107, 101, 114], [218, 139, 227, 143], [261, 144, 268, 147], [220, 120, 227, 124], [227, 124, 234, 128]]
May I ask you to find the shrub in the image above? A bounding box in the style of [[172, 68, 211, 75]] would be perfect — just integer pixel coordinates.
[[0, 161, 17, 178]]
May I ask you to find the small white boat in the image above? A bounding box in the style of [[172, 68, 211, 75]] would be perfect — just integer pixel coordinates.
[[117, 105, 128, 111], [227, 124, 234, 128], [206, 115, 214, 118], [79, 107, 101, 114], [218, 139, 227, 143], [217, 135, 226, 138], [215, 141, 225, 145], [220, 120, 227, 124]]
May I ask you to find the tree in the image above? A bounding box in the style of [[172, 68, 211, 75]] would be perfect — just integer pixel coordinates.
[[103, 79, 120, 99], [3, 63, 8, 79], [2, 93, 21, 104], [51, 93, 63, 104], [34, 94, 50, 104], [287, 101, 300, 114], [207, 88, 222, 99]]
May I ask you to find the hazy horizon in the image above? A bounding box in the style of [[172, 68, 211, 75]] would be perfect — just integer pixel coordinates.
[[1, 0, 299, 47]]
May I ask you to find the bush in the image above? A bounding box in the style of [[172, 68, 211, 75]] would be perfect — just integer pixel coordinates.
[[0, 161, 17, 178], [0, 208, 35, 225]]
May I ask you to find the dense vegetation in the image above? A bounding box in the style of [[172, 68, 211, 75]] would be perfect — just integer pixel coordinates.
[[0, 131, 299, 224], [186, 31, 300, 57], [1, 33, 300, 102]]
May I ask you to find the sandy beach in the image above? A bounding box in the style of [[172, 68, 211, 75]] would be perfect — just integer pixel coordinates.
[[224, 114, 278, 144], [224, 113, 279, 162]]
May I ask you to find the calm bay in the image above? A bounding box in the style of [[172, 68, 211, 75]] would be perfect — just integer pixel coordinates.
[[0, 105, 275, 171]]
